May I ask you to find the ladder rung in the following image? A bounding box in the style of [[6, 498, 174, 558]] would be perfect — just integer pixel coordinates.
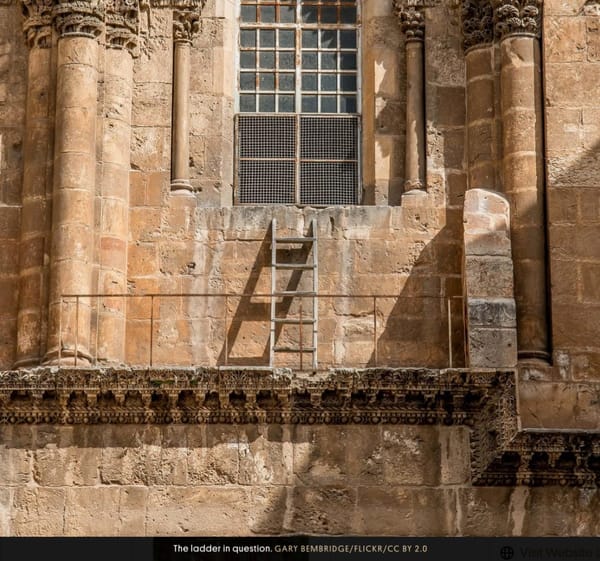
[[274, 291, 316, 296], [275, 237, 316, 243], [273, 263, 315, 270], [273, 318, 316, 324], [273, 346, 316, 353]]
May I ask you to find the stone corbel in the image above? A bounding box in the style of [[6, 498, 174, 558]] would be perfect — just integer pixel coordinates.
[[53, 0, 104, 38], [21, 0, 54, 48]]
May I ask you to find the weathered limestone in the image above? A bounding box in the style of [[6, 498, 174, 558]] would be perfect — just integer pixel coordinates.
[[15, 0, 53, 367], [45, 0, 103, 364], [463, 188, 517, 368], [493, 0, 549, 363]]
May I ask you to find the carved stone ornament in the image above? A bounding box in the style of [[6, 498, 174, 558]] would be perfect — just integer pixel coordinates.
[[1, 366, 599, 487], [53, 0, 104, 38], [461, 0, 494, 51], [106, 0, 139, 54], [173, 7, 199, 43], [393, 0, 426, 40], [21, 0, 54, 48], [492, 0, 542, 38], [150, 0, 203, 8]]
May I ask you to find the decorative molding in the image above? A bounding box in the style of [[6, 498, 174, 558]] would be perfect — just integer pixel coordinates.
[[21, 0, 53, 48], [393, 0, 426, 41], [150, 0, 203, 7], [461, 0, 494, 51], [492, 0, 542, 39], [106, 0, 139, 54], [172, 6, 199, 43], [53, 0, 104, 38]]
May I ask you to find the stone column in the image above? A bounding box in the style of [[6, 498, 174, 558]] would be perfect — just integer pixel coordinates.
[[15, 0, 53, 367], [170, 8, 199, 193], [45, 0, 103, 364], [493, 0, 549, 362], [394, 0, 426, 196], [461, 0, 496, 191], [95, 0, 138, 363]]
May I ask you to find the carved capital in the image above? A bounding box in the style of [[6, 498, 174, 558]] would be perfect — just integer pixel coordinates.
[[393, 0, 425, 41], [492, 0, 542, 38], [53, 0, 104, 39], [21, 0, 53, 48], [106, 0, 139, 55], [173, 7, 199, 43], [461, 0, 494, 51]]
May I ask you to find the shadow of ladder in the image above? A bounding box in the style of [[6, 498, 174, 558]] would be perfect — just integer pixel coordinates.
[[270, 218, 318, 370]]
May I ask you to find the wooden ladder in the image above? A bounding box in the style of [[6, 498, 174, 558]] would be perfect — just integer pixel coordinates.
[[270, 218, 318, 370]]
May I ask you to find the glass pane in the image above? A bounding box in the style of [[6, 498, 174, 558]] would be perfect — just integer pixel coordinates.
[[321, 30, 337, 49], [239, 94, 256, 112], [340, 30, 357, 49], [341, 6, 357, 24], [302, 95, 318, 112], [279, 73, 295, 91], [280, 5, 295, 23], [301, 6, 317, 23], [260, 5, 276, 23], [240, 51, 256, 69], [302, 52, 318, 69], [340, 74, 357, 91], [241, 5, 256, 23], [321, 95, 337, 113], [278, 52, 295, 69], [302, 73, 318, 91], [240, 72, 256, 91], [340, 52, 357, 70], [259, 51, 275, 68], [321, 74, 337, 91], [340, 95, 357, 113], [279, 94, 295, 113], [302, 30, 318, 49], [321, 6, 337, 23], [259, 73, 275, 90], [321, 52, 336, 70], [260, 30, 275, 48], [259, 94, 276, 112], [240, 29, 256, 48], [279, 30, 295, 48]]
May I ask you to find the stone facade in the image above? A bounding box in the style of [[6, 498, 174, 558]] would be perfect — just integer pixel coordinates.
[[0, 0, 599, 537]]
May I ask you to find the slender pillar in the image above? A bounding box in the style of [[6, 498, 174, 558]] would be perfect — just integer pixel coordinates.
[[95, 1, 138, 363], [493, 0, 549, 362], [45, 0, 103, 364], [15, 0, 53, 367], [170, 8, 199, 193], [394, 0, 426, 195]]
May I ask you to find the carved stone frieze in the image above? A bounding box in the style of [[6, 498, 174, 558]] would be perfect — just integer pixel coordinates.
[[492, 0, 542, 39], [106, 0, 138, 54], [53, 0, 104, 38], [393, 0, 426, 40], [173, 7, 199, 43], [21, 0, 53, 48], [461, 0, 494, 51]]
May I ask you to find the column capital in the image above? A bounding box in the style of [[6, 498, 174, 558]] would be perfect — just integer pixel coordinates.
[[21, 0, 54, 48], [393, 0, 425, 41], [492, 0, 542, 39], [53, 0, 104, 39], [173, 6, 200, 43], [106, 0, 139, 55], [461, 0, 494, 51]]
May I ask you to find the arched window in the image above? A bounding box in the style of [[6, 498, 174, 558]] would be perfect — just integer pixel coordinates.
[[236, 0, 361, 205]]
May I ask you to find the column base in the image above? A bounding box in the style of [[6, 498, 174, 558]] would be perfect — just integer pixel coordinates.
[[170, 179, 193, 193], [401, 188, 428, 206], [43, 347, 93, 366], [517, 350, 551, 364], [12, 356, 42, 370]]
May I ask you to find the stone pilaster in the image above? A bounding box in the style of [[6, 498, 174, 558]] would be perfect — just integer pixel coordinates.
[[45, 0, 103, 364], [15, 0, 54, 367], [394, 0, 427, 197], [492, 0, 549, 362]]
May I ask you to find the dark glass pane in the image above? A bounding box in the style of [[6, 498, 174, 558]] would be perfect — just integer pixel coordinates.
[[259, 73, 275, 90], [302, 30, 318, 48], [302, 95, 318, 112], [239, 94, 256, 112], [321, 52, 336, 69], [240, 72, 256, 91], [260, 5, 276, 23], [340, 95, 357, 113], [301, 6, 317, 22], [302, 73, 318, 91], [240, 51, 256, 69], [279, 73, 295, 91], [240, 29, 256, 48], [302, 52, 318, 69], [241, 5, 256, 23], [279, 30, 295, 48], [259, 51, 275, 68], [340, 30, 357, 49], [320, 30, 337, 48], [259, 94, 276, 112], [321, 74, 337, 91], [341, 6, 357, 23], [340, 52, 357, 70], [321, 6, 337, 23], [321, 95, 337, 113], [260, 30, 275, 48], [280, 5, 295, 23], [340, 74, 357, 91], [278, 52, 295, 69], [279, 94, 295, 113]]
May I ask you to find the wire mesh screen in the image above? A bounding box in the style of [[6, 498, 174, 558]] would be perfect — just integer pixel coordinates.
[[236, 114, 360, 205]]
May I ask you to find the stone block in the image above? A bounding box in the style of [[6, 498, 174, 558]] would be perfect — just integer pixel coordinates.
[[439, 427, 471, 485], [457, 488, 513, 536], [467, 298, 516, 328], [64, 487, 121, 535], [186, 425, 240, 485], [581, 262, 600, 303], [0, 204, 20, 239], [572, 351, 600, 382], [11, 487, 66, 536], [0, 447, 32, 486], [467, 326, 517, 368], [545, 16, 586, 62], [464, 256, 514, 298], [128, 243, 158, 277]]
